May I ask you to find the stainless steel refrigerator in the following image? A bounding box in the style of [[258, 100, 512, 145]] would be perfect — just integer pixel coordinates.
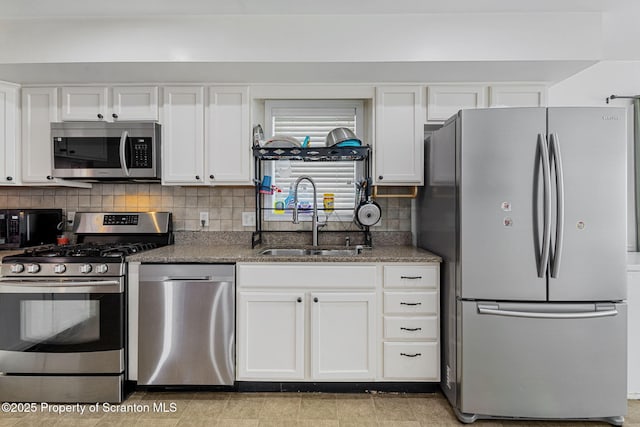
[[417, 107, 627, 425]]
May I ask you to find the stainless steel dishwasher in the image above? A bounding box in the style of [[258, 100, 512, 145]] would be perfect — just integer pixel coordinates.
[[138, 264, 235, 386]]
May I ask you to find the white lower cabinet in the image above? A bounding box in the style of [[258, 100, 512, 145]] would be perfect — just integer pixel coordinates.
[[237, 292, 305, 379], [310, 291, 376, 380], [381, 264, 440, 381], [236, 263, 377, 381], [236, 261, 440, 383]]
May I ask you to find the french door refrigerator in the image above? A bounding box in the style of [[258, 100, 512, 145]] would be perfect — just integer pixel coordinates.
[[417, 107, 627, 425]]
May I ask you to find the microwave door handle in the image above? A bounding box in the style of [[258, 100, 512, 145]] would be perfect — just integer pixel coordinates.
[[119, 130, 131, 177]]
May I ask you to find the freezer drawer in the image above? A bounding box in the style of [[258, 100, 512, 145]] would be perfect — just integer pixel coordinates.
[[459, 300, 627, 420]]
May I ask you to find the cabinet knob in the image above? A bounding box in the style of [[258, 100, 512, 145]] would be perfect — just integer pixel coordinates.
[[6, 176, 12, 181], [112, 113, 118, 119], [313, 297, 319, 303], [195, 175, 200, 180], [297, 297, 302, 303], [97, 113, 104, 119], [46, 175, 53, 180], [209, 174, 215, 180], [378, 175, 383, 180]]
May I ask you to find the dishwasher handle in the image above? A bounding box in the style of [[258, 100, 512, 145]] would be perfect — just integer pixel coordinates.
[[164, 276, 212, 281]]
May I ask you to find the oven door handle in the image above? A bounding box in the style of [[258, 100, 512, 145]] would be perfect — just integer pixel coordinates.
[[0, 279, 123, 294]]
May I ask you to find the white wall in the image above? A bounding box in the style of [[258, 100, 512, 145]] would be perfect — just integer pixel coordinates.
[[0, 13, 602, 64], [549, 61, 640, 250]]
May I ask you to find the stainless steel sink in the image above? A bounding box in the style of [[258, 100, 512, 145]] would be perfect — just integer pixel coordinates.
[[259, 246, 364, 256]]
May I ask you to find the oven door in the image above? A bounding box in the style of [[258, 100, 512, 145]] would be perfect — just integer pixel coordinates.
[[0, 278, 124, 374]]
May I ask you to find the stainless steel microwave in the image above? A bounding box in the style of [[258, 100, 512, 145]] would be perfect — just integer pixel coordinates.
[[51, 122, 161, 180]]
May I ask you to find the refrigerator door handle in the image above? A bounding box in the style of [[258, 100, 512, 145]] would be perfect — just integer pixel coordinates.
[[549, 133, 565, 278], [477, 304, 619, 319], [538, 133, 552, 278]]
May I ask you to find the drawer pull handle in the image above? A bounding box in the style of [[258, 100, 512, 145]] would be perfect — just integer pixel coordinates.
[[400, 327, 422, 332], [400, 302, 422, 306], [400, 276, 422, 280], [400, 352, 422, 358]]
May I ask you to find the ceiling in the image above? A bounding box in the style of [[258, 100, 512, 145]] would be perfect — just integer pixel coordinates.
[[0, 0, 633, 18], [0, 0, 632, 85]]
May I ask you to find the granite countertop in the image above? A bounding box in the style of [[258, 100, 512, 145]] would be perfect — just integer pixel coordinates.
[[126, 244, 441, 263]]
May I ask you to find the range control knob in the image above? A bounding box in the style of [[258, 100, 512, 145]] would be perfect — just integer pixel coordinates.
[[53, 264, 67, 274], [95, 264, 109, 274], [26, 263, 41, 274], [10, 263, 24, 273], [79, 264, 93, 274]]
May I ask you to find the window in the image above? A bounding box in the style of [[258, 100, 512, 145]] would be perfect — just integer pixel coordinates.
[[263, 100, 365, 222]]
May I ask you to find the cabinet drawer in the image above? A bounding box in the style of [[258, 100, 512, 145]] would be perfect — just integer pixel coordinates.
[[384, 316, 437, 340], [383, 342, 439, 380], [383, 265, 438, 289], [384, 291, 438, 315]]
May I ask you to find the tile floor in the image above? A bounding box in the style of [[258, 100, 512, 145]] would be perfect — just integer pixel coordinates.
[[0, 391, 638, 426]]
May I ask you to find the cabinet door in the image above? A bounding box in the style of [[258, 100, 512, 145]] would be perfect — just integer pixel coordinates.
[[489, 85, 547, 108], [61, 87, 108, 121], [237, 292, 305, 380], [206, 86, 251, 184], [375, 86, 424, 185], [22, 88, 58, 183], [310, 292, 376, 380], [112, 86, 158, 121], [162, 86, 205, 185], [0, 83, 19, 185], [427, 85, 486, 122]]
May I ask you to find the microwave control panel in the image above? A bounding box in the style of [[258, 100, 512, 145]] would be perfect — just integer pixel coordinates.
[[131, 139, 152, 168]]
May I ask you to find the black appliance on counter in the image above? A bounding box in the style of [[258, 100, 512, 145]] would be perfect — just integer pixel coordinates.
[[0, 211, 173, 403], [0, 209, 63, 249]]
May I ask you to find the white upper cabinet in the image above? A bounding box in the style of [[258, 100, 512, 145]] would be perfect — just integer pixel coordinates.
[[21, 87, 58, 184], [489, 84, 547, 108], [22, 87, 91, 187], [112, 86, 159, 121], [206, 86, 251, 185], [61, 86, 158, 121], [163, 85, 251, 186], [374, 86, 424, 185], [427, 85, 487, 122], [0, 82, 20, 185], [162, 86, 205, 185]]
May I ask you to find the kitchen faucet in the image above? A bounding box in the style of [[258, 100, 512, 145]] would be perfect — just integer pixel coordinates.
[[292, 176, 325, 246]]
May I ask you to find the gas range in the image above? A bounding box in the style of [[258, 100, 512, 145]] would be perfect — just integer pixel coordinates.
[[1, 212, 173, 278], [0, 211, 173, 404]]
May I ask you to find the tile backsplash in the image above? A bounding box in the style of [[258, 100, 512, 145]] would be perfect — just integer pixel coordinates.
[[0, 184, 411, 233]]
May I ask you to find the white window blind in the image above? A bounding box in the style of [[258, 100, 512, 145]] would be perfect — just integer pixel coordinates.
[[264, 100, 364, 221]]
